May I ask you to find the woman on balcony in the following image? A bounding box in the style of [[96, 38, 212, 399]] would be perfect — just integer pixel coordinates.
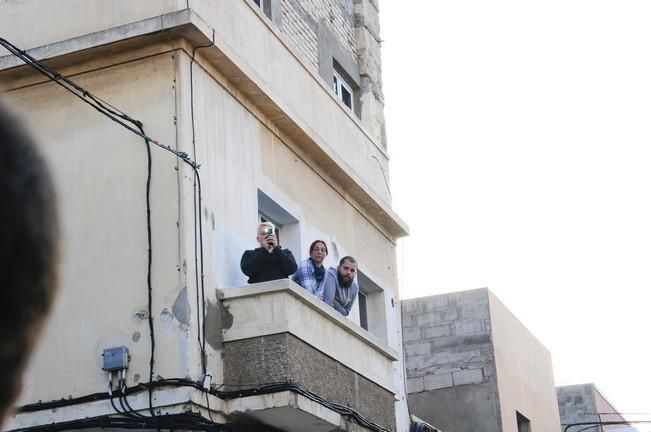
[[292, 240, 328, 301]]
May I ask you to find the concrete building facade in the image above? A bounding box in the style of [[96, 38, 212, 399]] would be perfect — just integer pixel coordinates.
[[557, 384, 629, 432], [403, 288, 561, 432], [0, 1, 407, 431]]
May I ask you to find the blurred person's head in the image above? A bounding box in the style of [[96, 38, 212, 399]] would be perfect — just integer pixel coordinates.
[[0, 102, 59, 424]]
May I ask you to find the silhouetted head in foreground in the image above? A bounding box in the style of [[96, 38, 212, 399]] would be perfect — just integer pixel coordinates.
[[0, 102, 59, 425]]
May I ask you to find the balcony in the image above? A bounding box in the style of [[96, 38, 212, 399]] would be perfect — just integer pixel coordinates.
[[220, 279, 399, 431]]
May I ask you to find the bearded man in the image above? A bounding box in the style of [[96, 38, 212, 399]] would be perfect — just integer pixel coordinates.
[[323, 256, 358, 316]]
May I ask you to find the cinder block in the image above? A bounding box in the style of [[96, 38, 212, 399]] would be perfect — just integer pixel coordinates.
[[401, 313, 415, 328], [416, 309, 458, 326], [460, 303, 490, 320], [453, 320, 484, 336], [405, 355, 427, 373], [424, 373, 453, 390], [459, 289, 488, 305], [406, 377, 424, 394], [402, 326, 421, 342], [422, 295, 449, 311], [404, 342, 431, 358], [453, 369, 484, 386], [423, 325, 451, 339]]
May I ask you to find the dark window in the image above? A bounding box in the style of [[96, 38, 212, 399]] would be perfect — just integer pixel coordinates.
[[358, 290, 368, 330], [517, 412, 531, 432]]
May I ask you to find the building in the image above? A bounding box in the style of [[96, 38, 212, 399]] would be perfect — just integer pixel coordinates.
[[402, 288, 561, 432], [557, 383, 630, 432], [0, 1, 409, 431]]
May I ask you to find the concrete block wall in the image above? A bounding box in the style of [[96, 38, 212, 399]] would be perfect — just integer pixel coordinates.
[[280, 0, 355, 67], [402, 289, 496, 394], [274, 0, 387, 147], [280, 0, 320, 69], [557, 384, 599, 429], [557, 384, 626, 431]]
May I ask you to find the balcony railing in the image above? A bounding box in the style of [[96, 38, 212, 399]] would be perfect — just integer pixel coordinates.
[[220, 278, 399, 431]]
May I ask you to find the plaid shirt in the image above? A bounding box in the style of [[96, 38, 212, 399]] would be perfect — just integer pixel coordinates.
[[292, 258, 326, 300]]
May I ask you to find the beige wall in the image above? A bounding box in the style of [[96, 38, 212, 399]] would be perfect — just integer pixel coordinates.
[[2, 43, 405, 423], [0, 1, 408, 428], [185, 0, 393, 204], [0, 0, 185, 51], [489, 292, 561, 432], [4, 53, 191, 403]]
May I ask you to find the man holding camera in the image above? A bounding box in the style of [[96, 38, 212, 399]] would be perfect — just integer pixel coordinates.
[[240, 222, 297, 284]]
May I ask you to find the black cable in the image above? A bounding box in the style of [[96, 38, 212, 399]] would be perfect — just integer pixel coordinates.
[[7, 412, 236, 432], [135, 123, 157, 419], [564, 421, 651, 432], [371, 154, 392, 199], [0, 38, 198, 170], [16, 379, 391, 432], [119, 380, 148, 419], [190, 32, 215, 376], [574, 426, 600, 432]]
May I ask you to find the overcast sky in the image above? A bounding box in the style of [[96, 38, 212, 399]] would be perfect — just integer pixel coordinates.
[[381, 1, 651, 428]]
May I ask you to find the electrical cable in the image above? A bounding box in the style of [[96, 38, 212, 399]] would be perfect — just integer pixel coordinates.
[[564, 421, 651, 432], [15, 379, 391, 432], [574, 426, 599, 432], [189, 31, 215, 377], [7, 412, 236, 432], [0, 36, 198, 428], [0, 38, 198, 170]]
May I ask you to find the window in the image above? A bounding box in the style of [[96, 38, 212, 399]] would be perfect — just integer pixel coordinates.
[[517, 412, 531, 432], [333, 69, 354, 111], [257, 190, 300, 256], [354, 270, 388, 342], [358, 290, 369, 331], [252, 0, 273, 20]]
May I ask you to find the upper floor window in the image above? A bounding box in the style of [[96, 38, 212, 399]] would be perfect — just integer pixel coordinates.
[[354, 270, 388, 342], [516, 412, 531, 432], [252, 0, 273, 20], [257, 189, 300, 256], [333, 69, 354, 111]]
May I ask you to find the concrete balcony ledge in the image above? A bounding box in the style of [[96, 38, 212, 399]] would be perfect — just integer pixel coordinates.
[[219, 278, 398, 430], [220, 279, 398, 389]]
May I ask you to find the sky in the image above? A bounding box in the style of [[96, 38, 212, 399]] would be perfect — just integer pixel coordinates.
[[380, 0, 651, 427]]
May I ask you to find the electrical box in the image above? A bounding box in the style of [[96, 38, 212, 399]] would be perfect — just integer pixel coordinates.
[[102, 346, 129, 371]]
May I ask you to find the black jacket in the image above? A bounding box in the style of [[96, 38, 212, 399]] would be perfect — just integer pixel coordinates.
[[240, 247, 297, 284]]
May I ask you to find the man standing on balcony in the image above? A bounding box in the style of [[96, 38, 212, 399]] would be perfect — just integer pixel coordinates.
[[323, 256, 359, 316], [292, 240, 328, 300], [240, 222, 297, 284]]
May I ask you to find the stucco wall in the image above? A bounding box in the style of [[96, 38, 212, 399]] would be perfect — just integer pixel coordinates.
[[1, 42, 407, 428], [3, 53, 191, 404], [489, 291, 562, 432], [0, 1, 406, 428], [0, 0, 185, 51]]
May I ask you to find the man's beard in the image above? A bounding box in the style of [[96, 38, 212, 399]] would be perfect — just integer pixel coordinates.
[[337, 272, 352, 288]]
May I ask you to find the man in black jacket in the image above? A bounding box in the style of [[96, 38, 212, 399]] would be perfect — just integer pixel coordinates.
[[240, 222, 297, 284]]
